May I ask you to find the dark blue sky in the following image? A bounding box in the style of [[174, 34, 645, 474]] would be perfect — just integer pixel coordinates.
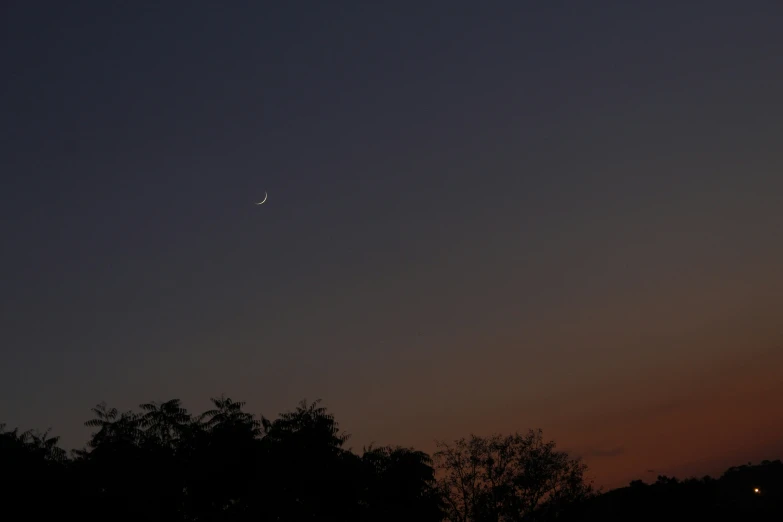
[[2, 1, 783, 487]]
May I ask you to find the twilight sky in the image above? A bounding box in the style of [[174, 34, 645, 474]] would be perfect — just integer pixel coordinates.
[[2, 1, 782, 488]]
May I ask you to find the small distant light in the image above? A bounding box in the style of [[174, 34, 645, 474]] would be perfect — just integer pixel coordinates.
[[754, 488, 760, 494]]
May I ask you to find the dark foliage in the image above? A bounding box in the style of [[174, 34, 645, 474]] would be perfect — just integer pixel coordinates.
[[434, 430, 594, 522], [2, 400, 781, 521], [1, 397, 441, 521], [557, 460, 783, 522]]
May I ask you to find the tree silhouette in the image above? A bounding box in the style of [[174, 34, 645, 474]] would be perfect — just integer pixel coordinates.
[[558, 459, 783, 522], [260, 399, 364, 520], [0, 423, 66, 478], [139, 398, 190, 448], [362, 444, 444, 521], [3, 397, 781, 521], [83, 402, 119, 445], [178, 395, 263, 519], [435, 429, 593, 521]]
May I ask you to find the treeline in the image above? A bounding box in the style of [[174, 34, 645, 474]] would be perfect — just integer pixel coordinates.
[[564, 460, 783, 522], [1, 396, 781, 521]]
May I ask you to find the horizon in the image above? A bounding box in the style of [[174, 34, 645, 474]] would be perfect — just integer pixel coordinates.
[[6, 391, 782, 490]]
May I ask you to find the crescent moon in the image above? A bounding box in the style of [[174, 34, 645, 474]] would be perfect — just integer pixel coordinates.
[[255, 192, 268, 205]]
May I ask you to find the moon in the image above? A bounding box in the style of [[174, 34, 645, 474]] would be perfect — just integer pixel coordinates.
[[255, 192, 268, 205]]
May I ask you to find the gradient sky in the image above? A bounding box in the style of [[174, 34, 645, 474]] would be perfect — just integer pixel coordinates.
[[2, 1, 782, 488]]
